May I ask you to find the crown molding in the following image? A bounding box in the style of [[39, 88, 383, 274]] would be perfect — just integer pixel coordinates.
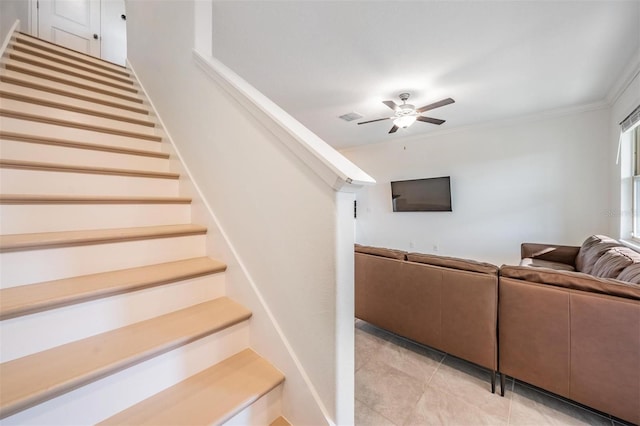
[[341, 100, 610, 152], [607, 51, 640, 106]]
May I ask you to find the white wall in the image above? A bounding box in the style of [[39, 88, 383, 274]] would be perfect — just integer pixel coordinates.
[[342, 107, 611, 265], [0, 0, 29, 41], [125, 1, 358, 424]]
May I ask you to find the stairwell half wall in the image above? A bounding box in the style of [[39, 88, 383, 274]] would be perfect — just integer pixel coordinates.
[[124, 1, 374, 424]]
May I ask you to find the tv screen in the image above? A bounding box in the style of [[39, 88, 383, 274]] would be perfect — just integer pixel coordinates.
[[391, 176, 452, 212]]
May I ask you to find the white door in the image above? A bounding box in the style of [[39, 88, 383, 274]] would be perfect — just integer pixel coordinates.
[[99, 0, 127, 65], [37, 0, 101, 58]]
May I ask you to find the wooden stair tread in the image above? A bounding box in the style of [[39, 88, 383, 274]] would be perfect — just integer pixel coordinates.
[[0, 298, 252, 419], [0, 194, 190, 204], [0, 224, 207, 253], [0, 131, 167, 158], [3, 60, 141, 103], [0, 69, 148, 113], [0, 159, 176, 179], [7, 48, 136, 92], [9, 42, 134, 84], [270, 416, 292, 426], [0, 257, 225, 320], [15, 32, 128, 75], [99, 349, 284, 426], [0, 108, 161, 142], [0, 87, 154, 127]]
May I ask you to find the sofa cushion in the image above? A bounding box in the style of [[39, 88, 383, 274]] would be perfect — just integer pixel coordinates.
[[355, 244, 407, 260], [520, 258, 576, 272], [500, 265, 640, 300], [591, 247, 640, 279], [407, 253, 498, 275], [575, 235, 622, 274], [617, 263, 640, 284]]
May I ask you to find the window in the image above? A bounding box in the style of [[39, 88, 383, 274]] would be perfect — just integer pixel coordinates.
[[633, 127, 640, 239], [619, 104, 640, 242]]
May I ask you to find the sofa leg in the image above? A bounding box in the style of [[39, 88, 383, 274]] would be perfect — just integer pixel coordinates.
[[500, 373, 506, 397], [491, 370, 496, 394]]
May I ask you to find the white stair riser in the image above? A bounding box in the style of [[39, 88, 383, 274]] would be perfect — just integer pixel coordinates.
[[0, 169, 178, 197], [0, 82, 151, 123], [1, 69, 146, 114], [0, 234, 206, 287], [0, 117, 162, 153], [0, 203, 190, 234], [1, 323, 250, 426], [1, 98, 159, 138], [0, 139, 169, 173], [0, 274, 226, 362], [4, 59, 141, 101], [223, 385, 284, 426]]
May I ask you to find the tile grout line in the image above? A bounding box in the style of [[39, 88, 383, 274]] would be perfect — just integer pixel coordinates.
[[428, 353, 447, 386], [354, 324, 406, 426], [354, 396, 399, 426], [400, 353, 449, 426], [506, 378, 514, 425]]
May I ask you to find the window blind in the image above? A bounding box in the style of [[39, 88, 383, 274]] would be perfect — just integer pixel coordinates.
[[621, 104, 640, 132]]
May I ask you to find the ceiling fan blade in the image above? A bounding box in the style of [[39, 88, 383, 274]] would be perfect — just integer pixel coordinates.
[[383, 100, 399, 111], [416, 98, 455, 113], [417, 116, 445, 125], [389, 125, 399, 134], [357, 117, 391, 125]]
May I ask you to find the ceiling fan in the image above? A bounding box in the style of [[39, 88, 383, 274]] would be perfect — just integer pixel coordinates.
[[358, 93, 455, 134]]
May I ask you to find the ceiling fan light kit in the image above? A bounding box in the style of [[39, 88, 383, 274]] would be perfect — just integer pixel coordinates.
[[393, 115, 417, 128], [358, 93, 454, 134]]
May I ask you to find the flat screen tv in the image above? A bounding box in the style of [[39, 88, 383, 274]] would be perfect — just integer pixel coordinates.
[[391, 176, 452, 212]]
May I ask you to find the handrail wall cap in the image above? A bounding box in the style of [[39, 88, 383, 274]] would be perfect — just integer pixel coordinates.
[[192, 49, 375, 193]]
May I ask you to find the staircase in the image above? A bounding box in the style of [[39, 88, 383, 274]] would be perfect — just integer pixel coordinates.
[[0, 31, 289, 425]]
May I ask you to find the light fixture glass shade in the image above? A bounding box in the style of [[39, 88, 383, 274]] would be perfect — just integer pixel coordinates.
[[393, 115, 417, 128]]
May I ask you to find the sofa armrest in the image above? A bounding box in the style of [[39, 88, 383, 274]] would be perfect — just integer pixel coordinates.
[[521, 243, 580, 267]]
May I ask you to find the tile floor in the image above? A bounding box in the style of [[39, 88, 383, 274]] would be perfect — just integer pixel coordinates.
[[355, 320, 635, 426]]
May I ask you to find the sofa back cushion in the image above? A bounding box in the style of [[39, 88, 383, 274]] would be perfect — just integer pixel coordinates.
[[617, 263, 640, 283], [591, 247, 640, 279], [500, 265, 640, 300], [407, 253, 498, 275], [575, 235, 622, 274], [355, 244, 407, 260]]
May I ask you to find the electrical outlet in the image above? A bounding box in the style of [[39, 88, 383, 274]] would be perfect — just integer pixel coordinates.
[[433, 244, 439, 252]]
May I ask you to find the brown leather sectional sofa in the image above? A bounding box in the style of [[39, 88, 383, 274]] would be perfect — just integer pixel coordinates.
[[354, 244, 500, 392], [355, 236, 640, 425], [500, 235, 640, 425]]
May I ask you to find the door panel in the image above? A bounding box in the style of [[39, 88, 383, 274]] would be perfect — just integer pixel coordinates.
[[100, 0, 127, 65], [38, 0, 101, 58]]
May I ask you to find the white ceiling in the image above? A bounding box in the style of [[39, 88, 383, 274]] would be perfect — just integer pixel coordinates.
[[211, 1, 640, 149]]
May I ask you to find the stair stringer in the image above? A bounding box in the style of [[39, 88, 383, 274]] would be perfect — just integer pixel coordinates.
[[127, 60, 331, 426], [0, 20, 20, 57]]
